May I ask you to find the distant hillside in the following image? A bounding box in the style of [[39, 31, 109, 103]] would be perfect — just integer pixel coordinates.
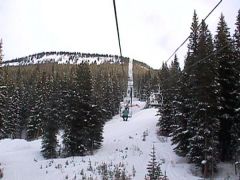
[[3, 51, 151, 69]]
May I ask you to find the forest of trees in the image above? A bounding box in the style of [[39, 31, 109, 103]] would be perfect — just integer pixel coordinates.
[[158, 9, 240, 177], [0, 41, 154, 159]]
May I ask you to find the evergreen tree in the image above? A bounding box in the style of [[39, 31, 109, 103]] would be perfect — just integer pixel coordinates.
[[86, 104, 104, 154], [170, 56, 191, 157], [146, 145, 164, 180], [184, 10, 200, 155], [158, 63, 172, 136], [0, 87, 5, 139], [140, 70, 152, 101], [102, 72, 114, 119], [107, 70, 123, 117], [111, 73, 122, 115], [171, 89, 189, 157], [92, 68, 105, 111], [233, 10, 240, 74], [172, 10, 200, 157], [27, 71, 47, 140], [159, 56, 187, 147], [41, 76, 58, 159], [63, 63, 104, 156], [187, 20, 220, 176], [58, 73, 70, 129], [0, 41, 7, 139], [171, 11, 204, 159], [80, 64, 105, 153], [2, 84, 21, 138], [16, 68, 29, 138], [76, 64, 106, 151], [168, 55, 182, 132], [214, 14, 237, 161], [63, 65, 88, 156], [232, 9, 240, 162]]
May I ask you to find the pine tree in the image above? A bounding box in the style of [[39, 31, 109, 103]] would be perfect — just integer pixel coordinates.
[[16, 68, 29, 138], [184, 10, 200, 158], [158, 63, 172, 136], [86, 104, 104, 154], [233, 10, 240, 61], [0, 90, 5, 139], [171, 11, 200, 157], [92, 68, 105, 113], [58, 73, 70, 129], [27, 71, 47, 140], [232, 9, 240, 163], [146, 145, 163, 180], [63, 65, 88, 156], [215, 14, 237, 161], [81, 64, 105, 153], [140, 70, 152, 101], [168, 55, 182, 132], [63, 63, 105, 156], [0, 40, 6, 139], [111, 73, 122, 115], [182, 10, 200, 155], [41, 76, 58, 159], [187, 20, 220, 176], [170, 56, 190, 157], [107, 70, 123, 117], [2, 84, 21, 138], [102, 72, 114, 119], [79, 63, 105, 152]]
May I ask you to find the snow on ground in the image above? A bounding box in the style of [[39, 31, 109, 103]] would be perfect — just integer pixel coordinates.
[[0, 100, 238, 179]]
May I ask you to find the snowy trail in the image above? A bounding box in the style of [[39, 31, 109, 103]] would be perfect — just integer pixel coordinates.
[[97, 103, 199, 179], [0, 101, 202, 180]]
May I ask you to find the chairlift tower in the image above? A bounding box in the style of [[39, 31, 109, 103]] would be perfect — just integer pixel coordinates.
[[126, 58, 134, 104], [120, 59, 134, 118]]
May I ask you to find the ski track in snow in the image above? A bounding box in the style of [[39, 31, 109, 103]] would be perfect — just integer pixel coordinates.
[[0, 101, 237, 179]]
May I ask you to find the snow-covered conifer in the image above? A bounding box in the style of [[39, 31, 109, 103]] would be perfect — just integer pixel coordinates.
[[146, 145, 163, 180], [215, 14, 238, 161]]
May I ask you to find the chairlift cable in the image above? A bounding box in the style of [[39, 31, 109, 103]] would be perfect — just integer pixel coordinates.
[[164, 0, 223, 64], [113, 0, 122, 58], [113, 0, 125, 76], [161, 43, 229, 89], [158, 0, 223, 107]]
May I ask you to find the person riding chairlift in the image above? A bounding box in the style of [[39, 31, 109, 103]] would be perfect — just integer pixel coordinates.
[[122, 107, 129, 121]]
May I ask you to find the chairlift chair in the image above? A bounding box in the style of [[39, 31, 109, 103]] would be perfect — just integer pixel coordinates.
[[119, 100, 132, 118], [149, 92, 163, 107]]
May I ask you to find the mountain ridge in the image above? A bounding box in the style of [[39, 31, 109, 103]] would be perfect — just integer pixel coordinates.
[[2, 51, 152, 69]]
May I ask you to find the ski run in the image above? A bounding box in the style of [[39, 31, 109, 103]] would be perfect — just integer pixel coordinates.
[[0, 100, 237, 180]]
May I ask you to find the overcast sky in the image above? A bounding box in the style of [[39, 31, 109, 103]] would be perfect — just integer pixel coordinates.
[[0, 0, 239, 68]]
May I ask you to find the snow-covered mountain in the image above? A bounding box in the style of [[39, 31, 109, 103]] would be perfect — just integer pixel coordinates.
[[3, 51, 152, 70], [3, 51, 123, 66]]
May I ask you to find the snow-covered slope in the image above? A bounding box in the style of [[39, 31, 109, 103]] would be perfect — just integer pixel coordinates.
[[0, 101, 237, 179], [3, 52, 152, 70], [3, 52, 122, 66]]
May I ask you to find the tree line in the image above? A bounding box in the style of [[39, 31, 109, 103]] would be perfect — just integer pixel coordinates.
[[158, 10, 240, 177], [0, 58, 130, 158]]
